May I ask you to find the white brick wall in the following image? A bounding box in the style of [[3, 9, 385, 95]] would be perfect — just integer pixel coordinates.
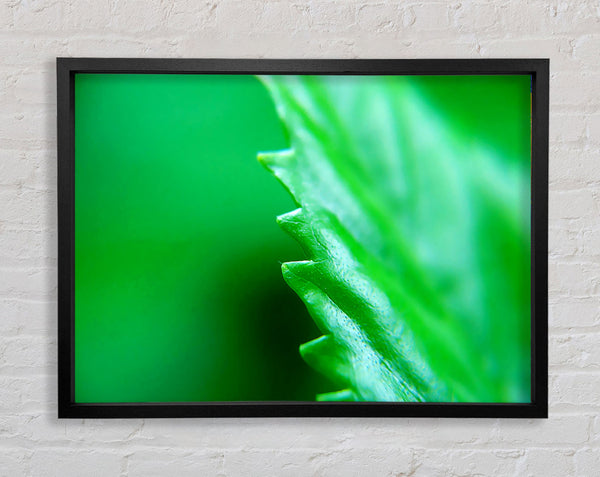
[[0, 0, 598, 475]]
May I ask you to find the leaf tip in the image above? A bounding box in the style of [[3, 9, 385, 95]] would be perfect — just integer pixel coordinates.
[[257, 149, 294, 172], [299, 334, 331, 360], [281, 260, 315, 283], [276, 207, 304, 227], [316, 389, 357, 402]]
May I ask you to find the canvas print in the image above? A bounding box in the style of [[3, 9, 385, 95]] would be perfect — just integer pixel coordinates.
[[74, 73, 531, 403]]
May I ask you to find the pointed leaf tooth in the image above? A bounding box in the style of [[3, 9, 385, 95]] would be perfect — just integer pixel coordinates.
[[316, 389, 357, 402], [280, 260, 319, 284], [257, 149, 301, 202], [281, 260, 333, 310], [299, 334, 350, 385], [298, 334, 330, 357], [276, 208, 308, 239], [277, 208, 326, 258], [257, 148, 293, 170], [281, 261, 345, 333]]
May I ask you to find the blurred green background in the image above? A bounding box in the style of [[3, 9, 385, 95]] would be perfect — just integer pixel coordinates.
[[75, 74, 332, 402], [74, 73, 530, 403]]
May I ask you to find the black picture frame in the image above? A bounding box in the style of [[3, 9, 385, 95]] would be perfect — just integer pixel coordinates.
[[57, 58, 549, 419]]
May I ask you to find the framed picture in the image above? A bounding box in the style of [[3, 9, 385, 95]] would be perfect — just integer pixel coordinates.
[[57, 58, 548, 418]]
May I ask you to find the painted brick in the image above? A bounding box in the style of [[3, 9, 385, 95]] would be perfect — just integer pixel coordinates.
[[572, 34, 600, 65], [0, 376, 49, 413], [356, 4, 402, 33], [127, 449, 223, 476], [588, 113, 600, 145], [413, 448, 523, 477], [551, 373, 600, 407], [12, 0, 66, 32], [575, 448, 600, 476], [452, 2, 500, 33], [0, 449, 32, 477], [549, 226, 583, 257], [550, 332, 600, 369], [0, 0, 599, 475], [520, 449, 576, 476], [550, 146, 600, 185], [548, 261, 600, 297], [552, 71, 600, 106], [0, 298, 55, 336], [549, 189, 598, 220], [410, 3, 452, 32], [549, 298, 599, 328], [0, 335, 57, 373], [63, 1, 117, 31], [492, 415, 590, 446], [550, 113, 587, 144], [476, 37, 574, 71], [0, 188, 57, 228], [29, 450, 122, 477]]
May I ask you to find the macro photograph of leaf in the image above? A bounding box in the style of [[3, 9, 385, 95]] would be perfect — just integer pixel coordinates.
[[74, 72, 531, 404]]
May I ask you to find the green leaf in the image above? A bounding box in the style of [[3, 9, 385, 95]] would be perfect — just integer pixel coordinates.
[[258, 75, 531, 402]]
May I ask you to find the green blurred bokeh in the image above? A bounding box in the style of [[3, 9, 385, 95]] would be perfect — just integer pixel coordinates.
[[75, 73, 531, 403], [75, 74, 331, 402]]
